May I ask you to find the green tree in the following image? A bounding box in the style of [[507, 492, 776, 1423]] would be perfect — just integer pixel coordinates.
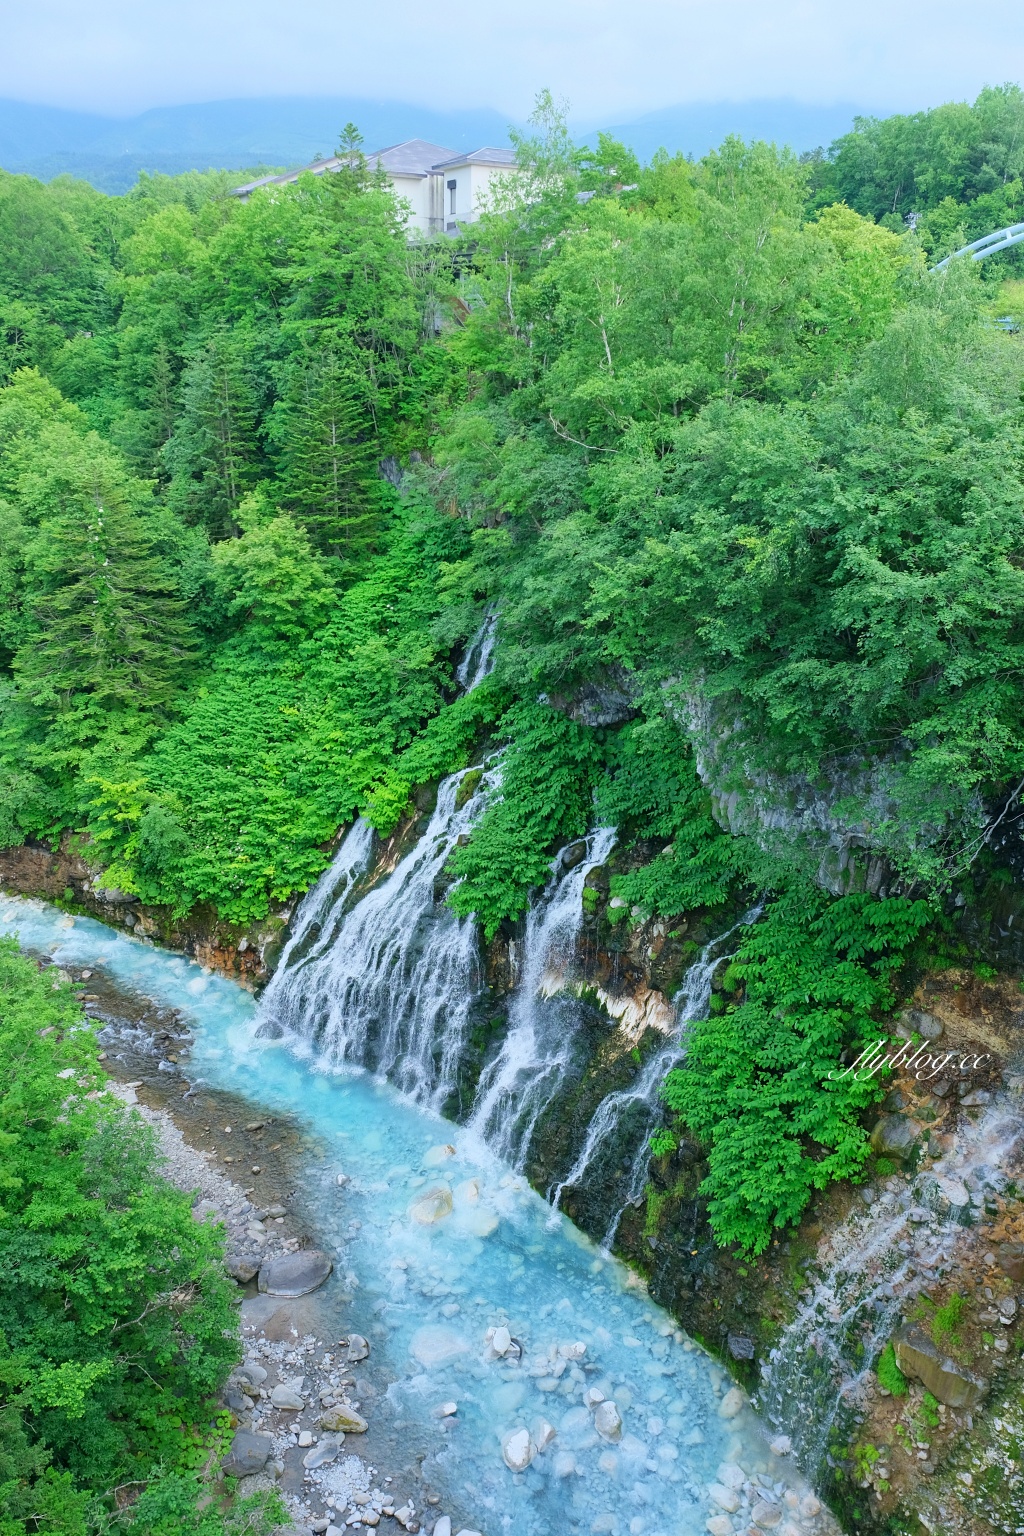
[[268, 351, 382, 557], [163, 331, 262, 536]]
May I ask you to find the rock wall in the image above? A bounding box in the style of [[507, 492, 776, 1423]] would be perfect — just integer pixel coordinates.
[[0, 835, 289, 987]]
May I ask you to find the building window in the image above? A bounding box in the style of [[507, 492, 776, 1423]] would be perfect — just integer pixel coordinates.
[[447, 179, 457, 215]]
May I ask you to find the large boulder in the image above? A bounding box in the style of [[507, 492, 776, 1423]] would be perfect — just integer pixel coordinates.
[[258, 1250, 332, 1297], [409, 1185, 453, 1224], [502, 1428, 534, 1472], [226, 1254, 261, 1284], [869, 1114, 918, 1162], [320, 1406, 368, 1434], [893, 1326, 989, 1408], [221, 1429, 274, 1477]]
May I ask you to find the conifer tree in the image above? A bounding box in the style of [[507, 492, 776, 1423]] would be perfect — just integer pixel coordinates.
[[162, 330, 260, 537], [269, 352, 382, 560], [15, 423, 194, 720]]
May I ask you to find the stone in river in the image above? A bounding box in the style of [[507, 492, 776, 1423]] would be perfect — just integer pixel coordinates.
[[344, 1333, 370, 1363], [593, 1400, 623, 1442], [221, 1429, 274, 1477], [752, 1501, 782, 1529], [303, 1438, 342, 1469], [706, 1519, 733, 1536], [409, 1325, 469, 1368], [258, 1250, 332, 1297], [718, 1387, 746, 1419], [553, 1452, 577, 1478], [490, 1326, 513, 1356], [716, 1463, 744, 1490], [410, 1185, 453, 1224], [431, 1519, 452, 1536], [769, 1433, 792, 1456], [558, 1341, 587, 1360], [424, 1143, 457, 1167], [502, 1427, 534, 1472], [234, 1362, 268, 1390], [462, 1207, 499, 1237], [320, 1406, 367, 1433], [225, 1253, 260, 1283], [531, 1417, 557, 1452], [707, 1483, 741, 1513], [271, 1381, 306, 1410]]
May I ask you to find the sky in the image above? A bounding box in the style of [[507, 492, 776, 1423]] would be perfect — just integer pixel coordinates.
[[4, 0, 1023, 121]]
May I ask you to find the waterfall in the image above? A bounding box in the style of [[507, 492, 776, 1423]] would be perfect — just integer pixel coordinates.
[[264, 817, 375, 984], [258, 764, 498, 1111], [466, 827, 617, 1168], [455, 611, 497, 692], [549, 907, 762, 1248], [758, 1088, 1024, 1479]]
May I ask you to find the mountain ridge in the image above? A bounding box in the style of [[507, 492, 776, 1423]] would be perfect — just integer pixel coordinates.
[[0, 94, 870, 192]]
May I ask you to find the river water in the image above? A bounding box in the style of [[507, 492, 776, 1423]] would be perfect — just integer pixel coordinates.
[[0, 895, 829, 1536]]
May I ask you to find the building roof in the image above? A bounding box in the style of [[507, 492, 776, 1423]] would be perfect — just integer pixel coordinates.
[[231, 141, 515, 199], [431, 147, 518, 171], [371, 139, 457, 177]]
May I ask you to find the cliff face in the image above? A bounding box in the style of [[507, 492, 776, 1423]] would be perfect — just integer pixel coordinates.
[[0, 835, 289, 986]]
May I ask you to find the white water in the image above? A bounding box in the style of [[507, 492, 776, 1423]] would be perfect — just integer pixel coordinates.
[[549, 909, 762, 1249], [467, 828, 618, 1168], [758, 1088, 1024, 1478], [260, 765, 498, 1113], [0, 894, 832, 1536], [266, 817, 375, 983], [456, 612, 498, 692]]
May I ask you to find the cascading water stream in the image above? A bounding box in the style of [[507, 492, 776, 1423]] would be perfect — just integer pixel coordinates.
[[549, 907, 762, 1249], [257, 612, 501, 1109], [260, 763, 499, 1112], [455, 611, 497, 691], [467, 827, 617, 1168], [757, 1087, 1024, 1480], [266, 816, 375, 981]]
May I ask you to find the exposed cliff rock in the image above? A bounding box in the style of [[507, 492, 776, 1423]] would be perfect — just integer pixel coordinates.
[[0, 834, 289, 986]]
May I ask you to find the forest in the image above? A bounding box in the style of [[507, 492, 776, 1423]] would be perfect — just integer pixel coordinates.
[[2, 81, 1024, 1530]]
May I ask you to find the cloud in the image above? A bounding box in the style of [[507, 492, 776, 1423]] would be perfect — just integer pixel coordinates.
[[5, 0, 1023, 120]]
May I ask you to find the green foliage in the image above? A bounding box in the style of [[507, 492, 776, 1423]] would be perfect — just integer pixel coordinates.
[[88, 493, 468, 919], [0, 939, 240, 1528], [594, 714, 739, 917], [931, 1292, 967, 1347], [876, 1342, 909, 1396], [448, 698, 604, 937], [810, 85, 1024, 265], [661, 886, 931, 1253]]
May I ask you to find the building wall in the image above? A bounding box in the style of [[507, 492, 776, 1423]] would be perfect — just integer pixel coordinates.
[[387, 173, 432, 234]]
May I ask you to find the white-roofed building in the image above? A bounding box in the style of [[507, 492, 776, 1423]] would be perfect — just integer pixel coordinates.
[[232, 139, 521, 236]]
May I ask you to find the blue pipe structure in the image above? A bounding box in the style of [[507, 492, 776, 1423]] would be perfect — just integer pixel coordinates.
[[930, 222, 1024, 271]]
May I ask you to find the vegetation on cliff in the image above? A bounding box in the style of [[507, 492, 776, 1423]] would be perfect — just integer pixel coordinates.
[[1, 87, 1024, 1252]]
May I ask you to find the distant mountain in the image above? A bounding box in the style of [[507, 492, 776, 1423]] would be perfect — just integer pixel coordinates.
[[0, 95, 869, 194], [0, 96, 517, 193], [591, 100, 866, 163]]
